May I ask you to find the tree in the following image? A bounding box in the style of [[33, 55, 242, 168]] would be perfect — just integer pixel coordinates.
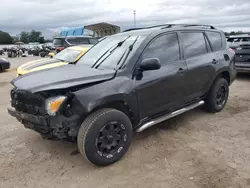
[[0, 30, 13, 44], [20, 31, 30, 43], [12, 34, 20, 43], [29, 30, 42, 42], [38, 36, 45, 44], [18, 30, 46, 44]]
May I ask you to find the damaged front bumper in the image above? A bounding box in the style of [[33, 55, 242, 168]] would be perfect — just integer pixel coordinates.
[[8, 107, 81, 140]]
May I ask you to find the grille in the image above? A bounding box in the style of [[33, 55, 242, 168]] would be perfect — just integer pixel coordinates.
[[11, 88, 46, 115]]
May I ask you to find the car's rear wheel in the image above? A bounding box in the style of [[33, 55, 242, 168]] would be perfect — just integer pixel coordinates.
[[40, 52, 47, 57], [205, 77, 229, 112], [77, 108, 133, 166]]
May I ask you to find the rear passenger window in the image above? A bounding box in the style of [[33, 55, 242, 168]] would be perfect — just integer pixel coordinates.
[[181, 32, 207, 59], [142, 33, 180, 65], [206, 31, 222, 51]]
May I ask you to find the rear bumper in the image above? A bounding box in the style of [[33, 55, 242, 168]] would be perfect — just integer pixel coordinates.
[[235, 67, 250, 73], [235, 62, 250, 73]]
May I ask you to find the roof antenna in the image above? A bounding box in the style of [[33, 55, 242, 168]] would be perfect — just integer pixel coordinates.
[[133, 10, 136, 28]]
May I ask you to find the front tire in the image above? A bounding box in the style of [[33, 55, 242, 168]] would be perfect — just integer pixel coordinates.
[[77, 108, 133, 166], [205, 78, 229, 113]]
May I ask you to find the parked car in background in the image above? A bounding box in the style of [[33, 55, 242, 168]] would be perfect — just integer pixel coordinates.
[[53, 36, 98, 53], [227, 35, 250, 73], [0, 58, 10, 72], [227, 35, 250, 48], [0, 49, 4, 55], [17, 45, 90, 76], [8, 24, 236, 166]]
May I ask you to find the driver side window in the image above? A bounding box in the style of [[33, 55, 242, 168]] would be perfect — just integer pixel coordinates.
[[142, 33, 180, 65]]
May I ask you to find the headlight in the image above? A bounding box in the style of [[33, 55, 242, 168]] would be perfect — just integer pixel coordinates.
[[45, 96, 66, 116]]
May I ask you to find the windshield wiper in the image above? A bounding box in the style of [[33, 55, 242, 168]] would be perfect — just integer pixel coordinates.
[[93, 36, 131, 69], [115, 36, 139, 70]]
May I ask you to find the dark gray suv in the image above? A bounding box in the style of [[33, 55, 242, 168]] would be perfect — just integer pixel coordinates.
[[8, 24, 236, 166]]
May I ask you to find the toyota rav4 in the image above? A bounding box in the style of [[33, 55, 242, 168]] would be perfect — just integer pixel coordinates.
[[8, 24, 236, 166]]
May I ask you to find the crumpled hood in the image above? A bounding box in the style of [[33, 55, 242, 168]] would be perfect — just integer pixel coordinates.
[[12, 64, 115, 93]]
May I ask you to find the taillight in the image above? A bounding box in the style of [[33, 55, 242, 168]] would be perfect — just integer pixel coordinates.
[[228, 48, 235, 55]]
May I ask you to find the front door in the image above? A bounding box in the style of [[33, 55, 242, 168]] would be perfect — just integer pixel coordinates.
[[135, 32, 188, 119]]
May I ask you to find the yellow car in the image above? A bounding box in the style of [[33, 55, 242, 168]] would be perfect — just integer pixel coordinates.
[[17, 45, 90, 76]]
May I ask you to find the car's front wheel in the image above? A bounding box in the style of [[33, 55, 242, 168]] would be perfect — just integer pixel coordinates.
[[77, 108, 133, 166], [205, 77, 229, 112]]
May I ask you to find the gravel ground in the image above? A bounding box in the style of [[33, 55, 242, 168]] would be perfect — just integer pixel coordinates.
[[0, 55, 250, 188]]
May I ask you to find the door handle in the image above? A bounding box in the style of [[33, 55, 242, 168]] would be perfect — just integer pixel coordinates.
[[177, 68, 185, 75], [212, 59, 218, 64]]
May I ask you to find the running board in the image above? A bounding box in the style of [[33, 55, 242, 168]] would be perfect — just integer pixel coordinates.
[[136, 100, 205, 132]]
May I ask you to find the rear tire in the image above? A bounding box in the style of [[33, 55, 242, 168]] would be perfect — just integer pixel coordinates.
[[40, 52, 46, 57], [204, 78, 229, 113], [77, 108, 133, 166]]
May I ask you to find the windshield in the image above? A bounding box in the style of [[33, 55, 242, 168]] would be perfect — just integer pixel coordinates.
[[77, 35, 144, 69], [54, 48, 82, 62], [53, 38, 63, 46]]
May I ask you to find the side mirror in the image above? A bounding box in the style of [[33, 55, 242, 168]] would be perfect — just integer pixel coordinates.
[[140, 58, 161, 71]]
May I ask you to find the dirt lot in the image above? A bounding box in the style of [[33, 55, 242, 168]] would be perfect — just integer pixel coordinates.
[[0, 55, 250, 188]]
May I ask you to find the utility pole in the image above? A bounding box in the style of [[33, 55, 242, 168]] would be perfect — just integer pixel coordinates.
[[133, 10, 136, 28]]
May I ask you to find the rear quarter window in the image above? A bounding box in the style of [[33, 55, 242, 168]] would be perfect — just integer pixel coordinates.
[[206, 31, 223, 51]]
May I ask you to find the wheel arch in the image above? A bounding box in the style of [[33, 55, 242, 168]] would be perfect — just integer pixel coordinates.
[[215, 70, 230, 84], [89, 99, 135, 127]]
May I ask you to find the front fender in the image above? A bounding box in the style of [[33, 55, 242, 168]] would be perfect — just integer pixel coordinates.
[[72, 76, 139, 121]]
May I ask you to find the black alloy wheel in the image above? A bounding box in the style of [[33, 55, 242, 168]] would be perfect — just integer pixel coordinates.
[[216, 85, 228, 107], [205, 77, 229, 112], [96, 121, 127, 158], [77, 108, 133, 166]]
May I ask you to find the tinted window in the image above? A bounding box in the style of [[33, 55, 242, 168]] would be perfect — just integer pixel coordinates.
[[181, 32, 207, 59], [89, 38, 98, 44], [142, 33, 180, 64], [67, 38, 77, 45], [78, 38, 89, 44], [53, 38, 63, 46], [242, 37, 250, 42], [206, 31, 222, 51], [66, 38, 89, 45], [227, 38, 234, 42]]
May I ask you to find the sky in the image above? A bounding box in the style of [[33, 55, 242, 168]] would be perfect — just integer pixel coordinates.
[[1, 0, 250, 39]]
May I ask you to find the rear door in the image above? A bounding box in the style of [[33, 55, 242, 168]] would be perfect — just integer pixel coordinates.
[[180, 31, 217, 102], [135, 32, 189, 119]]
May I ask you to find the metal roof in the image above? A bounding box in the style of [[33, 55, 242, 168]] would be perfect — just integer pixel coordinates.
[[84, 22, 121, 37], [85, 22, 120, 31]]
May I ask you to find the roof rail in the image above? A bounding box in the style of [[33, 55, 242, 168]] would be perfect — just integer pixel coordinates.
[[123, 28, 144, 32], [123, 24, 173, 32], [123, 24, 216, 33], [181, 24, 216, 29]]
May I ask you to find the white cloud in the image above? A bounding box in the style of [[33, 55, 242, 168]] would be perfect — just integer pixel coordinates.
[[0, 0, 250, 38]]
